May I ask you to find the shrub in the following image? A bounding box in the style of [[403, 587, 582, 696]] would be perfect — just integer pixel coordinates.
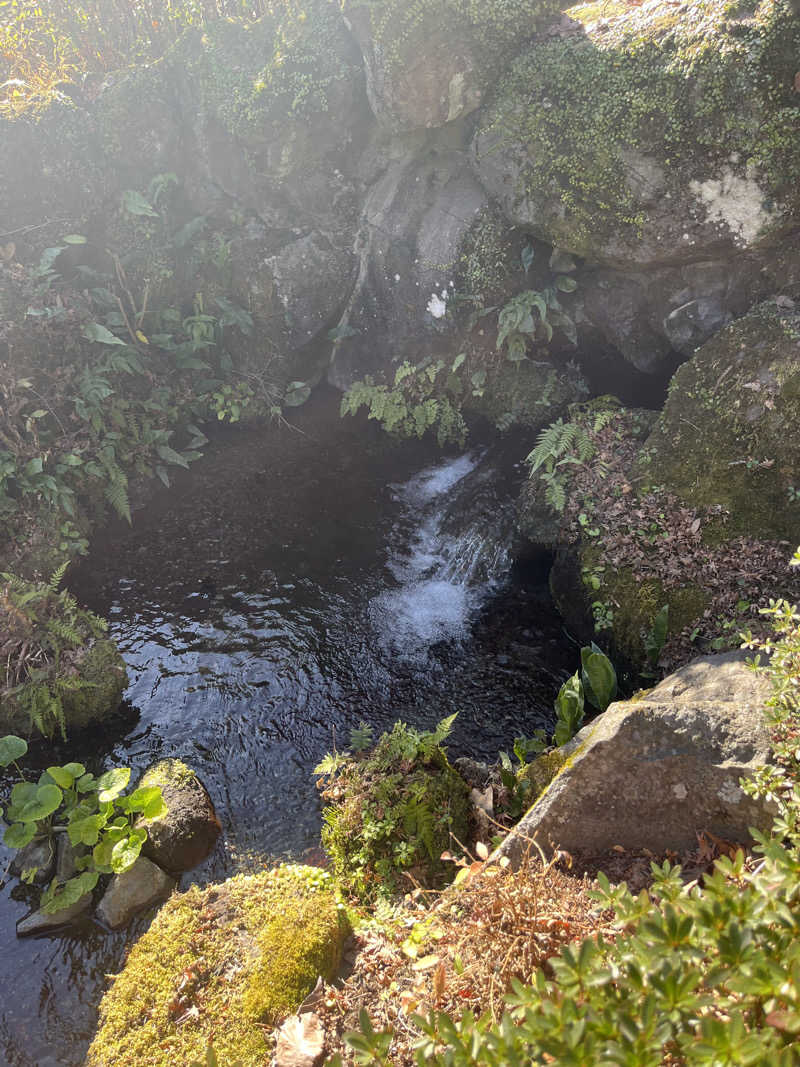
[[316, 716, 472, 901]]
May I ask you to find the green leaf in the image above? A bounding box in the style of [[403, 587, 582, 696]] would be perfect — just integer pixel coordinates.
[[75, 773, 96, 793], [82, 322, 127, 346], [35, 247, 65, 275], [23, 457, 43, 476], [4, 822, 37, 849], [62, 234, 87, 244], [39, 871, 98, 914], [67, 812, 106, 847], [0, 735, 27, 768], [17, 784, 63, 822], [62, 762, 86, 779], [451, 352, 466, 373], [111, 828, 147, 873], [121, 189, 158, 217], [97, 767, 131, 803], [521, 243, 535, 275], [555, 275, 578, 292], [285, 381, 311, 408], [156, 444, 189, 469], [581, 647, 618, 711], [121, 786, 167, 820], [46, 766, 76, 789]]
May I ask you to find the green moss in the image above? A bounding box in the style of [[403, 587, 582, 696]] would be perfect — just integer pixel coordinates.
[[140, 758, 197, 792], [88, 865, 349, 1067], [521, 747, 569, 799], [640, 303, 800, 539], [352, 0, 563, 76], [481, 0, 800, 253]]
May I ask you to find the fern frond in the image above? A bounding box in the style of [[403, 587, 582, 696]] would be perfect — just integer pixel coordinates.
[[48, 560, 70, 592]]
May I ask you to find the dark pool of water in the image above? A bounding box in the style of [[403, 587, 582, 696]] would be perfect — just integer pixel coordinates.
[[0, 389, 572, 1066]]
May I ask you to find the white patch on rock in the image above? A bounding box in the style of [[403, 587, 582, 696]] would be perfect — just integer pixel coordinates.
[[689, 168, 772, 246], [672, 783, 688, 801], [718, 778, 744, 805], [427, 290, 448, 319]]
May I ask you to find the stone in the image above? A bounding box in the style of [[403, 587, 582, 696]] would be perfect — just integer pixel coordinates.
[[266, 235, 359, 351], [498, 652, 774, 864], [9, 836, 57, 886], [639, 302, 800, 540], [16, 893, 92, 938], [95, 857, 175, 930], [138, 759, 221, 874]]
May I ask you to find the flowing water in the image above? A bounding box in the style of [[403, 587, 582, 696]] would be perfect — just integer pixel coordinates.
[[0, 389, 572, 1066]]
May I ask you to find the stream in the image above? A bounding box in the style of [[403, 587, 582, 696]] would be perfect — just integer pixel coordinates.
[[0, 389, 573, 1066]]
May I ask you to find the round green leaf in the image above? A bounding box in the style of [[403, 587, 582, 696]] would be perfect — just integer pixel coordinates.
[[62, 762, 86, 779], [4, 822, 37, 849], [46, 766, 76, 789], [0, 735, 27, 768], [18, 784, 63, 822], [110, 830, 145, 873], [97, 767, 131, 803]]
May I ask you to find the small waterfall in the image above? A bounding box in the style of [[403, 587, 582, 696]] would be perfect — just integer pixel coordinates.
[[369, 451, 516, 659]]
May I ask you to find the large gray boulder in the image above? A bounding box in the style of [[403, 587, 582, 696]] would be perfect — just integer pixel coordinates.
[[499, 652, 774, 863]]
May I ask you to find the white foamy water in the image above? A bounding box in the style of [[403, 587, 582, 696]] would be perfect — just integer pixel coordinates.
[[370, 452, 513, 659]]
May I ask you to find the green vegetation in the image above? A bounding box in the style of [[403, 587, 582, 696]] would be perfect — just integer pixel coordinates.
[[482, 0, 800, 253], [0, 1, 272, 116], [0, 566, 125, 738], [337, 576, 800, 1063], [88, 864, 348, 1067], [341, 360, 468, 447], [0, 173, 284, 571], [315, 716, 472, 901], [0, 733, 166, 914]]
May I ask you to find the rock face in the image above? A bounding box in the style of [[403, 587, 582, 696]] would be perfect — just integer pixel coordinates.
[[499, 652, 774, 863], [471, 0, 800, 373], [640, 302, 800, 539], [138, 759, 222, 874], [96, 857, 175, 930], [88, 865, 349, 1067], [343, 0, 562, 133]]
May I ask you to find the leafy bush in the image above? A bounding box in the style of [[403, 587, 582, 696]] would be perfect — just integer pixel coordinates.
[[0, 733, 166, 914], [0, 175, 272, 563], [0, 565, 109, 738], [341, 360, 468, 448], [315, 716, 472, 901], [0, 1, 271, 115]]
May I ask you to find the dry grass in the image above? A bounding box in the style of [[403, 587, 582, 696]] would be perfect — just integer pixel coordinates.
[[320, 849, 604, 1065]]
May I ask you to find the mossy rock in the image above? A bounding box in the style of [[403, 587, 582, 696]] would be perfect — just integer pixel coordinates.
[[87, 864, 349, 1067], [138, 758, 222, 874], [639, 302, 800, 539], [550, 548, 710, 676], [0, 637, 126, 736], [473, 0, 800, 265], [343, 0, 562, 131], [465, 355, 588, 433], [320, 723, 473, 901]]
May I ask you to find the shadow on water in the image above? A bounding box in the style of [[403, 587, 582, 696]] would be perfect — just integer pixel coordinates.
[[0, 387, 573, 1066]]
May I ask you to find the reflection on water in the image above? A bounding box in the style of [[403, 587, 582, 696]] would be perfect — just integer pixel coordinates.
[[0, 390, 571, 1066]]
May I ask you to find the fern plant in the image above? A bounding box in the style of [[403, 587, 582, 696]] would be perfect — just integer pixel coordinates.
[[341, 361, 467, 447], [526, 417, 594, 514], [0, 566, 108, 739], [315, 716, 471, 901]]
